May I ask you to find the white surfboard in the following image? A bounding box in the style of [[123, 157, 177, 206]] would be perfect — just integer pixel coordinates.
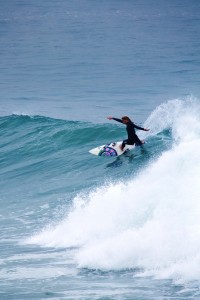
[[89, 141, 135, 157]]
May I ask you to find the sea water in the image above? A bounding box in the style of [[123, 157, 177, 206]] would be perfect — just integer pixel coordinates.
[[1, 1, 200, 299]]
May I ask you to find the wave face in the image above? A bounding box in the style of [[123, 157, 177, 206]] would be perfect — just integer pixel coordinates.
[[25, 98, 200, 283]]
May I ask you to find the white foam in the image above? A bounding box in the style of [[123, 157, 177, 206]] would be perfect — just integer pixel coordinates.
[[28, 98, 200, 282]]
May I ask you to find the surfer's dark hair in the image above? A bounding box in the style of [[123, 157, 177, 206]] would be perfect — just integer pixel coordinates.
[[122, 116, 131, 122]]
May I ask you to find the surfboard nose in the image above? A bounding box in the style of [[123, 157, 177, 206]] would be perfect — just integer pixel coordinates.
[[89, 149, 97, 155]]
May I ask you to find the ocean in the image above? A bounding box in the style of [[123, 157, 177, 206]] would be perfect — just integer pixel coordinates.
[[1, 0, 200, 299]]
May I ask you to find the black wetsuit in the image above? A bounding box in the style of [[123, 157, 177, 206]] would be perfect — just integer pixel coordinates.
[[113, 118, 145, 149]]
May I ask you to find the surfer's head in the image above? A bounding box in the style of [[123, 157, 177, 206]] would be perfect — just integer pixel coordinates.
[[121, 116, 131, 124]]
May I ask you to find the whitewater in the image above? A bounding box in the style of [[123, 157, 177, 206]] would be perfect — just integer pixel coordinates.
[[26, 98, 200, 285]]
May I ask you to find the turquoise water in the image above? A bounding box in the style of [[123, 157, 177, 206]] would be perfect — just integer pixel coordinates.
[[1, 1, 200, 299]]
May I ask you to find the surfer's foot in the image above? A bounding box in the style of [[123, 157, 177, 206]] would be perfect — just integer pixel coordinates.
[[141, 140, 145, 144]]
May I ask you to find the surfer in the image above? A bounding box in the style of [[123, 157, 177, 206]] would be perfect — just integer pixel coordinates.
[[107, 116, 149, 151]]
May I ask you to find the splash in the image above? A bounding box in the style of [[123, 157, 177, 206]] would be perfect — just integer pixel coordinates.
[[142, 96, 200, 141], [28, 98, 200, 282]]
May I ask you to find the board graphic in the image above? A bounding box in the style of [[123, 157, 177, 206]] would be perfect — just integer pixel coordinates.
[[89, 141, 135, 157]]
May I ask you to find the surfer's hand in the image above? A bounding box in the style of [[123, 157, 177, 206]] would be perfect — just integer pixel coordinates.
[[107, 116, 113, 120], [144, 128, 150, 131]]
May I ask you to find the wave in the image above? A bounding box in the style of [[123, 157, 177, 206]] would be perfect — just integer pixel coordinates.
[[0, 114, 118, 170], [0, 112, 162, 178], [0, 111, 169, 159], [26, 98, 200, 283], [0, 113, 159, 203], [0, 113, 129, 149]]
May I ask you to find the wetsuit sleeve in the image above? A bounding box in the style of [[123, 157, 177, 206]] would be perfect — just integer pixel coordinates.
[[133, 124, 145, 130], [112, 118, 123, 124]]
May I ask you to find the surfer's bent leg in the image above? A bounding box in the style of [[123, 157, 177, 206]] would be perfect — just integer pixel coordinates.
[[134, 135, 143, 146], [121, 139, 134, 151], [121, 140, 127, 150], [121, 135, 144, 150]]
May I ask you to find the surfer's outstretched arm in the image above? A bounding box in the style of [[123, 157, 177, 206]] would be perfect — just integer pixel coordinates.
[[107, 117, 123, 123], [133, 124, 149, 131], [107, 116, 150, 131]]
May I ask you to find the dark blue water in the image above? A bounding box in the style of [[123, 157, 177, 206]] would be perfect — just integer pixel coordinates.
[[1, 0, 200, 121], [1, 0, 200, 299]]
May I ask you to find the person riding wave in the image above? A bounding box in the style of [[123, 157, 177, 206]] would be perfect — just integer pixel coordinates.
[[107, 116, 149, 151]]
